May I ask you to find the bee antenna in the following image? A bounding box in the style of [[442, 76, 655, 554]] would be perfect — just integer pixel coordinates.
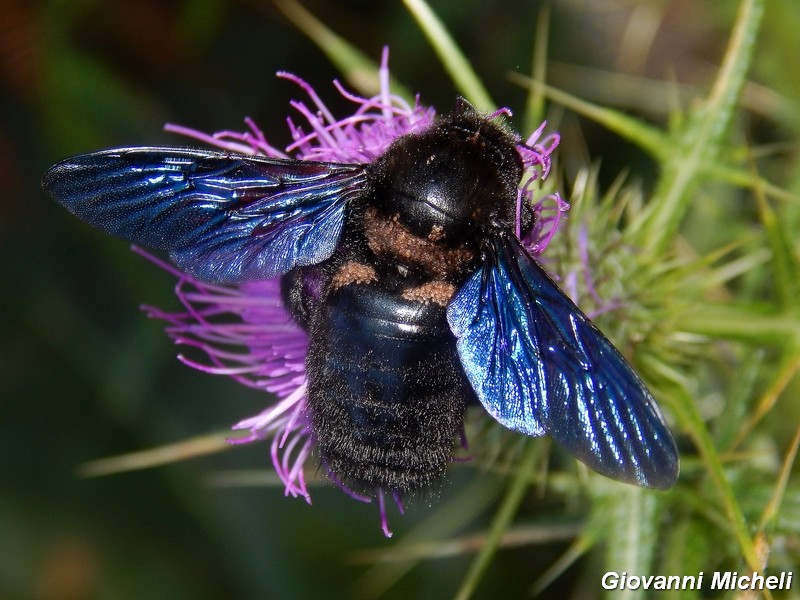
[[454, 97, 476, 115]]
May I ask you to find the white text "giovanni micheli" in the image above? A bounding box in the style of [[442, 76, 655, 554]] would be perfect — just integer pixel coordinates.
[[602, 571, 793, 591]]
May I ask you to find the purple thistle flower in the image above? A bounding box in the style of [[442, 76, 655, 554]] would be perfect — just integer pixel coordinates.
[[141, 48, 563, 536]]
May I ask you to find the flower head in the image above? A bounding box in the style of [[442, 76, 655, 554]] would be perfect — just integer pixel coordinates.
[[144, 48, 563, 536]]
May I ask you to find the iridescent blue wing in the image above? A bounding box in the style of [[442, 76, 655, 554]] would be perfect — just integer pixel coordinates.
[[42, 147, 369, 284], [447, 233, 678, 489]]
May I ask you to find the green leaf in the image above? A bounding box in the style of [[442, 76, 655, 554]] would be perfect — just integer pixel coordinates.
[[272, 0, 412, 99], [401, 0, 494, 110], [633, 0, 765, 254]]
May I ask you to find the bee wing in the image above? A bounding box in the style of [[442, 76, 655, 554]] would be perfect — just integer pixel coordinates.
[[42, 147, 369, 284], [447, 233, 678, 489]]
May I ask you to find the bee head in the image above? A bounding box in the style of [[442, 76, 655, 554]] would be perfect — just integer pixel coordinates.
[[368, 106, 523, 246]]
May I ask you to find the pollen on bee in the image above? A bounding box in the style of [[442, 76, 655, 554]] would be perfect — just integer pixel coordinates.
[[401, 280, 457, 307], [330, 261, 378, 290], [427, 225, 445, 242], [362, 207, 474, 277]]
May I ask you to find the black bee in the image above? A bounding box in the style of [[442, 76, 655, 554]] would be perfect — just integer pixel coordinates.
[[42, 104, 679, 499]]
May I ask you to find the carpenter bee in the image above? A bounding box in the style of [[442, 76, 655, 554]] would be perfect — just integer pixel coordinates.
[[42, 103, 679, 497]]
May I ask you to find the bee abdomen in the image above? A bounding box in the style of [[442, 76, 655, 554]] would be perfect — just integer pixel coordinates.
[[306, 282, 471, 495]]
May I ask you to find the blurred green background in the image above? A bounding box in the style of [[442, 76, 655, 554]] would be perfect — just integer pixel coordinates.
[[2, 1, 798, 598]]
